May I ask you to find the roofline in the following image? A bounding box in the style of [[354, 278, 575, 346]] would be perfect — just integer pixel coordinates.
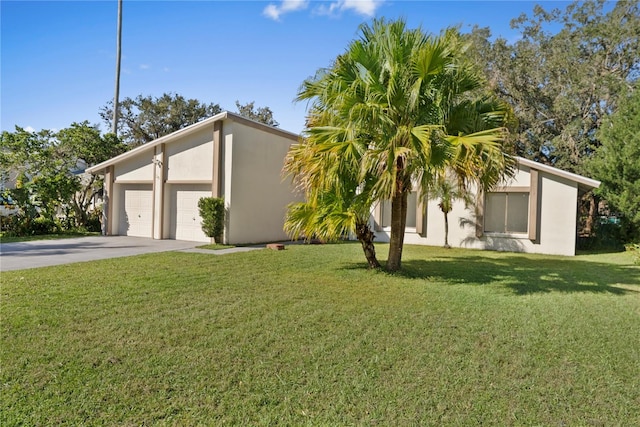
[[516, 156, 600, 190], [87, 111, 299, 174], [87, 120, 600, 192]]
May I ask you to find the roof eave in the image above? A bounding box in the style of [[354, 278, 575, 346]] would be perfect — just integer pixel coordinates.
[[516, 156, 600, 190], [86, 111, 229, 175], [86, 111, 300, 175]]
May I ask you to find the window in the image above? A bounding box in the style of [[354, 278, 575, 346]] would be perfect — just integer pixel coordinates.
[[380, 191, 418, 228], [484, 192, 529, 234]]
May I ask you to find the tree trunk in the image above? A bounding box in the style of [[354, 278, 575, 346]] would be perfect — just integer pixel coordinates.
[[355, 220, 381, 269], [586, 192, 597, 236], [386, 190, 408, 272], [444, 211, 450, 248]]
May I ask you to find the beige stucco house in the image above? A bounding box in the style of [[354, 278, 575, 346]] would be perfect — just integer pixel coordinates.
[[89, 112, 599, 256], [372, 157, 600, 256], [87, 111, 302, 244]]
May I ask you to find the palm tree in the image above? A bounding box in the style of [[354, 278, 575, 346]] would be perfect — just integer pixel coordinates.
[[429, 97, 517, 249], [429, 172, 460, 248], [289, 19, 512, 271], [284, 111, 381, 268]]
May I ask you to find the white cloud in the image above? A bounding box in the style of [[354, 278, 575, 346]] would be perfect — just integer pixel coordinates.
[[24, 126, 36, 133], [263, 0, 308, 21], [139, 64, 150, 70], [163, 67, 170, 72], [315, 0, 383, 17], [341, 0, 381, 16]]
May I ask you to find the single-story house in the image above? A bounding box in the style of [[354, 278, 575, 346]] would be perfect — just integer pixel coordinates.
[[372, 157, 600, 256], [89, 112, 600, 256], [87, 111, 302, 244]]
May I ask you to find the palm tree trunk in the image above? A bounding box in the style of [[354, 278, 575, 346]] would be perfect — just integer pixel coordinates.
[[355, 220, 380, 269], [444, 211, 450, 248], [386, 190, 408, 271]]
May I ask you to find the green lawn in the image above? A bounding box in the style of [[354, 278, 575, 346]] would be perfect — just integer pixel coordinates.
[[2, 243, 639, 426], [0, 231, 101, 243], [196, 243, 236, 250]]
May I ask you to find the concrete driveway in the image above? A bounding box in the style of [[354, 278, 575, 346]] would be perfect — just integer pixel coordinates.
[[0, 236, 202, 272]]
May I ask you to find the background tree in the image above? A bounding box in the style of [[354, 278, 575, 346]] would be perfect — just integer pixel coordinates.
[[288, 19, 513, 271], [1, 128, 78, 231], [235, 101, 279, 127], [467, 0, 639, 174], [56, 122, 126, 227], [588, 84, 640, 242], [100, 93, 222, 146], [466, 0, 639, 236], [1, 123, 126, 234]]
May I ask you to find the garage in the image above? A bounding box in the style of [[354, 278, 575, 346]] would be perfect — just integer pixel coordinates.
[[119, 185, 153, 238], [87, 112, 301, 245], [169, 184, 212, 242]]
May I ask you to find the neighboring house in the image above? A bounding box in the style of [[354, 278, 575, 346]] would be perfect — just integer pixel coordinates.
[[372, 157, 601, 256], [87, 111, 302, 244]]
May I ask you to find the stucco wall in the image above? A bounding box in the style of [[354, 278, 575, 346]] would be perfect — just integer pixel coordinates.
[[224, 121, 303, 244], [374, 166, 580, 256], [113, 151, 154, 182], [165, 127, 214, 182], [536, 174, 578, 256]]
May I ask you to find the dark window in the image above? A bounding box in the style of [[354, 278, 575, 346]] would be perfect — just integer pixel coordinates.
[[485, 192, 529, 233]]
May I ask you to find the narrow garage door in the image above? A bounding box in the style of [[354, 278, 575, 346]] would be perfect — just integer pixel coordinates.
[[169, 184, 212, 242], [119, 185, 153, 238]]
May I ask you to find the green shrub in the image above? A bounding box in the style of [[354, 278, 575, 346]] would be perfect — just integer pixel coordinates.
[[31, 216, 58, 235], [198, 197, 224, 242], [626, 243, 640, 265], [86, 208, 102, 233], [577, 221, 625, 252]]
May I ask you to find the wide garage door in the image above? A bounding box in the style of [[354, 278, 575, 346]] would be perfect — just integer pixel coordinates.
[[169, 184, 212, 242], [119, 184, 153, 238]]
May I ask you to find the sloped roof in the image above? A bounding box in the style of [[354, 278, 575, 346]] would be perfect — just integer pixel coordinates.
[[516, 157, 600, 192], [87, 113, 600, 194], [87, 111, 299, 174]]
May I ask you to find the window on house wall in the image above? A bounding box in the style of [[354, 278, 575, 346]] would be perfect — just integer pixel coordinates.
[[380, 192, 418, 228], [484, 192, 529, 233], [406, 191, 417, 228]]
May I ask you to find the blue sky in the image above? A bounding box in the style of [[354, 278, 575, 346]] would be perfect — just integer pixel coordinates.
[[2, 0, 566, 135]]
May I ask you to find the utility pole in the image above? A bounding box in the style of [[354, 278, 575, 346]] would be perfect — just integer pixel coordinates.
[[112, 0, 123, 136]]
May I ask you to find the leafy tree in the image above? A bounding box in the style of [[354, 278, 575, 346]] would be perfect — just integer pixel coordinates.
[[1, 123, 126, 233], [286, 19, 513, 271], [100, 93, 222, 146], [56, 122, 126, 227], [235, 101, 279, 127], [589, 85, 640, 242], [1, 128, 78, 227], [467, 0, 640, 174]]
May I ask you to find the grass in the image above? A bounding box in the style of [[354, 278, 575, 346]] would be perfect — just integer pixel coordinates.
[[1, 243, 639, 426], [0, 231, 101, 243], [196, 243, 236, 250]]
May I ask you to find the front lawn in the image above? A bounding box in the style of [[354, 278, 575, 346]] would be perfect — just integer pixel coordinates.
[[1, 244, 639, 425], [0, 231, 101, 243]]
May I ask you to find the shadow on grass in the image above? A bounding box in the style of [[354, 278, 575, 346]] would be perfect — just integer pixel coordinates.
[[343, 253, 639, 295]]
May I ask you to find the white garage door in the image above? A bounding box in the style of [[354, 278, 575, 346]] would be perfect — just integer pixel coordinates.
[[170, 185, 212, 242], [119, 185, 153, 238]]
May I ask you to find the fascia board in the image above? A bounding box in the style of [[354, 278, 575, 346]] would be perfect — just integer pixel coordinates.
[[516, 156, 600, 190]]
